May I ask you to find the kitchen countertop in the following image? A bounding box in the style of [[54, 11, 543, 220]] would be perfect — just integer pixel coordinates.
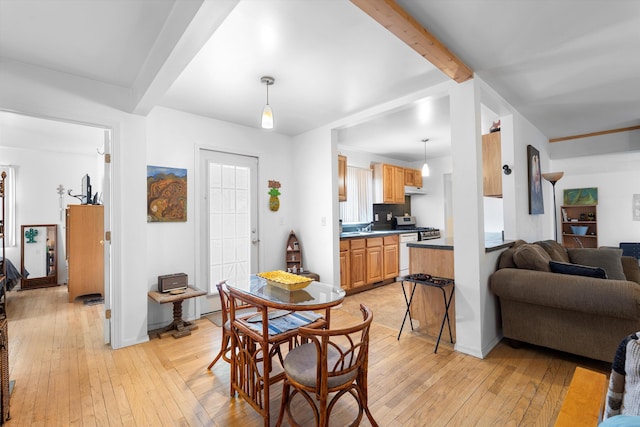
[[339, 229, 418, 239], [407, 237, 514, 252]]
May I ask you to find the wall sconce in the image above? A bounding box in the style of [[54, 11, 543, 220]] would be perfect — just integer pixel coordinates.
[[502, 165, 512, 175]]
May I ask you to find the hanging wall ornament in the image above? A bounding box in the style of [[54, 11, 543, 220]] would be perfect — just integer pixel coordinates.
[[268, 180, 281, 211]]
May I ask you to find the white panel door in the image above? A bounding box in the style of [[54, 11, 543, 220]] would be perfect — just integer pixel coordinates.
[[199, 149, 258, 314]]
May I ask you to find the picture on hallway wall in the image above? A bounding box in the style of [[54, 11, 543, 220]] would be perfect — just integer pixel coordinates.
[[147, 165, 187, 222], [527, 145, 544, 215]]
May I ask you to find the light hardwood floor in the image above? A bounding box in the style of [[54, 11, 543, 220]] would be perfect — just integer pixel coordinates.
[[6, 282, 610, 426]]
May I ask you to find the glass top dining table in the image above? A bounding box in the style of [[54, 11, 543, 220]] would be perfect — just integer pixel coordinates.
[[225, 274, 346, 312]]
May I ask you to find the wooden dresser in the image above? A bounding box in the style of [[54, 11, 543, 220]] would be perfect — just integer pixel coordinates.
[[66, 205, 104, 302]]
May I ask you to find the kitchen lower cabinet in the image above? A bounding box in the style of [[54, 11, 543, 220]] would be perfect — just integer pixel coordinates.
[[349, 239, 366, 288], [339, 240, 350, 290], [383, 235, 399, 279], [365, 237, 383, 284]]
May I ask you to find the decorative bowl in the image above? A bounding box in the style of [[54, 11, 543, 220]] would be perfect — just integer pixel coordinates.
[[570, 225, 589, 236], [257, 270, 313, 291]]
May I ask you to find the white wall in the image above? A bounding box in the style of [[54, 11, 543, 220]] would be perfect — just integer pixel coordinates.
[[410, 155, 452, 232], [552, 150, 640, 247], [144, 107, 297, 328]]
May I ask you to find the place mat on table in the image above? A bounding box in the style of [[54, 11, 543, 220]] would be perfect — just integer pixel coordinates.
[[243, 310, 323, 335]]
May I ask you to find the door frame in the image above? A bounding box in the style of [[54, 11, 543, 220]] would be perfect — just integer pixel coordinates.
[[194, 147, 260, 317]]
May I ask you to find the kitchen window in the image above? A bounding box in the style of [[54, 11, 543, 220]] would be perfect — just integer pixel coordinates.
[[339, 166, 373, 223]]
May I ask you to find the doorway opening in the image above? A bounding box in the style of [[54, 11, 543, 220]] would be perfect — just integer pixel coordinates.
[[0, 110, 113, 344]]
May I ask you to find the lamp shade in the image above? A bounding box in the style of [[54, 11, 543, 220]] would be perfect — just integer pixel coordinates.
[[261, 105, 273, 129], [422, 162, 430, 177], [542, 172, 564, 184]]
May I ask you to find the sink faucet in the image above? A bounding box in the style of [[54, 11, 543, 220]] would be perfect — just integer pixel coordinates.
[[363, 222, 373, 232]]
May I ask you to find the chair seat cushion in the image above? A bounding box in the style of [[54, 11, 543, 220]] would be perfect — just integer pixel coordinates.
[[284, 342, 357, 389]]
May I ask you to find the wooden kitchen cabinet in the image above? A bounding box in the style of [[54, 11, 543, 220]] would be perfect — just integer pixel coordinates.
[[338, 155, 347, 202], [66, 205, 104, 302], [482, 132, 502, 197], [339, 239, 350, 290], [383, 235, 399, 279], [404, 168, 423, 188], [349, 239, 366, 288], [373, 163, 405, 204], [365, 237, 383, 284]]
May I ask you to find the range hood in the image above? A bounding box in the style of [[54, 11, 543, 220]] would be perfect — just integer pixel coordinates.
[[404, 185, 427, 195]]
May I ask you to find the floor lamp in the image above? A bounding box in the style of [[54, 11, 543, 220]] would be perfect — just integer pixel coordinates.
[[542, 172, 564, 241]]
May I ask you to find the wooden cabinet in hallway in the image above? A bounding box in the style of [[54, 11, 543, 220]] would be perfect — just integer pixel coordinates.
[[66, 205, 104, 302]]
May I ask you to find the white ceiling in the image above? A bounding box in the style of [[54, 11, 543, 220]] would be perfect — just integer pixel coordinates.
[[0, 0, 638, 162]]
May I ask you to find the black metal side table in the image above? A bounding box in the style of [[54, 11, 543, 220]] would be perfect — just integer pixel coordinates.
[[397, 274, 455, 353]]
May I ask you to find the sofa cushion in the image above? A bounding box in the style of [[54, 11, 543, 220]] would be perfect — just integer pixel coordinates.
[[568, 248, 626, 280], [549, 260, 608, 279], [497, 239, 528, 269], [513, 243, 552, 272], [535, 240, 570, 263], [622, 256, 640, 285]]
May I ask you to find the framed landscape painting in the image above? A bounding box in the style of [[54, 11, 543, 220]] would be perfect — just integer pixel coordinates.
[[527, 145, 544, 214], [147, 165, 187, 222]]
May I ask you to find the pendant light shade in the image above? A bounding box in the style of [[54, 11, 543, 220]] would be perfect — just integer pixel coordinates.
[[260, 76, 275, 129], [422, 162, 430, 177], [421, 138, 430, 177]]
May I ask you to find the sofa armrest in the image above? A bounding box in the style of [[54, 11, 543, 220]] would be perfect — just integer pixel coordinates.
[[490, 268, 640, 319]]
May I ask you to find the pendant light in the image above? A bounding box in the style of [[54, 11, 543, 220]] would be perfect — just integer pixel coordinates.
[[421, 138, 430, 177], [260, 76, 274, 129]]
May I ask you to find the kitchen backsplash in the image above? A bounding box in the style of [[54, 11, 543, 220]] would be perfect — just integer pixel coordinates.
[[372, 198, 412, 230]]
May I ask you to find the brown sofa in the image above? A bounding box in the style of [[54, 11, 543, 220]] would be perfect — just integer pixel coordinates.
[[490, 240, 640, 362]]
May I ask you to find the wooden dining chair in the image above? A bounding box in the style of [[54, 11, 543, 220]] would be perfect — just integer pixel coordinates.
[[207, 281, 254, 369], [227, 286, 327, 427], [276, 303, 377, 427]]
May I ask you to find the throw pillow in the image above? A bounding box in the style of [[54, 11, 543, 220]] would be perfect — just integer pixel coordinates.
[[535, 240, 570, 263], [568, 248, 626, 280], [549, 260, 607, 279], [513, 243, 552, 272]]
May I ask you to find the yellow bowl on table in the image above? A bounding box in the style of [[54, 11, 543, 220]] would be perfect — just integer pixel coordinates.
[[257, 270, 313, 291]]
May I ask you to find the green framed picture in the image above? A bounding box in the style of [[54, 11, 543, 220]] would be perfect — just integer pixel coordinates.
[[563, 187, 598, 205]]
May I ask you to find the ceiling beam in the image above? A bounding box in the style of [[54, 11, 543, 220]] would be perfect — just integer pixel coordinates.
[[351, 0, 473, 83], [549, 125, 640, 143]]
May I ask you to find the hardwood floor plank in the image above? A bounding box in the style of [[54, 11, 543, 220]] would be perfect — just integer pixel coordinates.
[[4, 283, 612, 426]]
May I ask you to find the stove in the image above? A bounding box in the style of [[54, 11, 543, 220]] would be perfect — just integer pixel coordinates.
[[391, 216, 440, 241]]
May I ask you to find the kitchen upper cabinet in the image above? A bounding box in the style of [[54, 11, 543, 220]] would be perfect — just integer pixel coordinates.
[[482, 132, 502, 197], [339, 240, 350, 290], [365, 237, 384, 284], [404, 168, 423, 188], [338, 155, 347, 202], [373, 163, 404, 204]]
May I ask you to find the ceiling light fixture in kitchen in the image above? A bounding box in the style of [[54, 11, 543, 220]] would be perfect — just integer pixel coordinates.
[[260, 76, 275, 129], [421, 138, 430, 177]]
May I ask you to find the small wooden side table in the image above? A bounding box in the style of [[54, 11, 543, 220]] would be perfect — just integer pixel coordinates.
[[148, 285, 206, 338]]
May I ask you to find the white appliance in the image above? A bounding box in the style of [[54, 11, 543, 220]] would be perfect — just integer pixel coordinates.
[[398, 232, 419, 279]]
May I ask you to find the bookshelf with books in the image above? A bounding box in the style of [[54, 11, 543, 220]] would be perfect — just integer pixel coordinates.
[[561, 204, 597, 248]]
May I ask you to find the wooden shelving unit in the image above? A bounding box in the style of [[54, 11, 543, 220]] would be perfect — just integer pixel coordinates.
[[285, 230, 302, 273], [561, 204, 598, 248]]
